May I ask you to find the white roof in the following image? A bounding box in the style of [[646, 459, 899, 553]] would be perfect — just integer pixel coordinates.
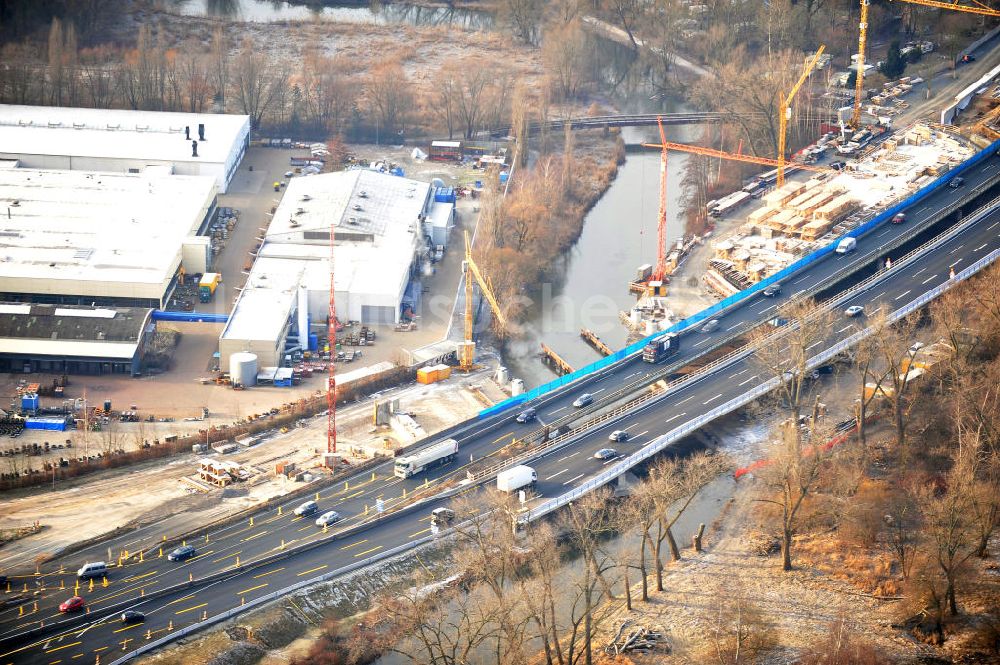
[[0, 105, 250, 166], [427, 200, 453, 230], [0, 168, 217, 288], [0, 339, 138, 359]]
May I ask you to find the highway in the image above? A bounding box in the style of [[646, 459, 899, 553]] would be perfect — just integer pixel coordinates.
[[4, 152, 1000, 663]]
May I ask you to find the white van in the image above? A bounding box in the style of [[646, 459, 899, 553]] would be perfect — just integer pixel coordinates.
[[77, 562, 107, 580], [835, 237, 857, 254]]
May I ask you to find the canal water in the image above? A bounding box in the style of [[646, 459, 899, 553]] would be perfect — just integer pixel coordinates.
[[503, 124, 697, 388], [169, 0, 492, 27]]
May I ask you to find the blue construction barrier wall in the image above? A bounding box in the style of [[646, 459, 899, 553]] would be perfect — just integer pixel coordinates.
[[481, 136, 1000, 418], [152, 310, 229, 324]]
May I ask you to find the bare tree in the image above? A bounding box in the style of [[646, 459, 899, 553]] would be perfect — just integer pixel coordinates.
[[870, 311, 922, 462], [542, 19, 589, 101], [652, 452, 732, 566], [881, 479, 920, 580], [704, 583, 777, 664], [366, 60, 413, 139], [210, 26, 229, 110], [232, 37, 287, 129], [498, 0, 544, 45]]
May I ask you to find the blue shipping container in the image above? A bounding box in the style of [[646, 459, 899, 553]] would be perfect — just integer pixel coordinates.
[[309, 334, 319, 352], [21, 394, 39, 412], [434, 187, 456, 203], [25, 417, 67, 431]]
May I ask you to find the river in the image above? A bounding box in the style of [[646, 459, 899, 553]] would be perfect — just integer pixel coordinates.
[[503, 124, 697, 388], [168, 0, 492, 27]]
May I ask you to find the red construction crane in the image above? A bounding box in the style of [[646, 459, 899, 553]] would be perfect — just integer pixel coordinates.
[[651, 116, 670, 282], [327, 221, 337, 454]]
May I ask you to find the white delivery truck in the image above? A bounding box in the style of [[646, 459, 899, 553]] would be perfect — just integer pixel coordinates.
[[497, 465, 537, 493], [394, 438, 459, 479]]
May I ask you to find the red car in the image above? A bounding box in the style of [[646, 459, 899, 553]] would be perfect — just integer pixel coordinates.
[[59, 596, 85, 613]]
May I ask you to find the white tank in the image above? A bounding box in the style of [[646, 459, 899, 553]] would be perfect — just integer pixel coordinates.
[[510, 378, 525, 396], [229, 352, 258, 387], [644, 320, 655, 335], [495, 366, 509, 384], [630, 309, 642, 325]]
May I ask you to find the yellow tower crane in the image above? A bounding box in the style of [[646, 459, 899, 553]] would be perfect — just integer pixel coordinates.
[[459, 230, 508, 371], [778, 45, 826, 189], [853, 0, 1000, 128]]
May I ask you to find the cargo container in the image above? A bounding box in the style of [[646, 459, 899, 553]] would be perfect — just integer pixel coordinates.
[[394, 438, 459, 478], [642, 333, 680, 363], [199, 272, 221, 302], [497, 465, 537, 493]]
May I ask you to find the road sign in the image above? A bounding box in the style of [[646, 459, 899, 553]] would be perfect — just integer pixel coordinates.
[[375, 498, 385, 514]]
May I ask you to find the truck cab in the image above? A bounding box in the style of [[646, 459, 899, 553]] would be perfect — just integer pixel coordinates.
[[198, 272, 221, 302], [642, 332, 679, 363]]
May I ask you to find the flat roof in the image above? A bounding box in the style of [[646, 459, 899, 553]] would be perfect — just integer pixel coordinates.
[[0, 105, 250, 165], [0, 168, 217, 287], [0, 303, 151, 359]]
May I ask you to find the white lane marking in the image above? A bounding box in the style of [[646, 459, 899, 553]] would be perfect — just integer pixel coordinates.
[[792, 274, 810, 285], [950, 258, 963, 268], [913, 268, 925, 276], [635, 430, 649, 438], [693, 338, 711, 348], [557, 451, 581, 462], [738, 375, 759, 387], [726, 322, 742, 332], [547, 406, 568, 416], [665, 412, 686, 424], [949, 244, 964, 254], [895, 290, 911, 301], [838, 325, 853, 333], [916, 205, 929, 213], [807, 341, 823, 350], [563, 474, 585, 486], [624, 372, 639, 379], [988, 221, 999, 230], [729, 369, 749, 379], [704, 394, 723, 405], [876, 228, 892, 237], [922, 275, 936, 285], [545, 469, 568, 481], [677, 395, 695, 405], [871, 291, 886, 302], [761, 304, 778, 314], [602, 457, 620, 465], [975, 243, 988, 251]]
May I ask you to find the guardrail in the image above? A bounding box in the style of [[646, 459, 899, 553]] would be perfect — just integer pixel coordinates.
[[523, 245, 1000, 524], [481, 134, 1000, 418]]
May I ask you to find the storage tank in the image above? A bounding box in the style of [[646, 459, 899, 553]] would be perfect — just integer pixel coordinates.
[[230, 352, 258, 387], [510, 378, 525, 396], [495, 366, 509, 384]]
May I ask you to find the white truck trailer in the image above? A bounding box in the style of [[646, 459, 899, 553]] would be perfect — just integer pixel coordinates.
[[394, 438, 459, 479], [496, 465, 537, 493]]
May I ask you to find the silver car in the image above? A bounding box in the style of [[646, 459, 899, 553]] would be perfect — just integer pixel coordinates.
[[315, 511, 341, 527]]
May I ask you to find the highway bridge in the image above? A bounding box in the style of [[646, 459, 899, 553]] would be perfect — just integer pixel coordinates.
[[6, 148, 1000, 664], [488, 112, 767, 137]]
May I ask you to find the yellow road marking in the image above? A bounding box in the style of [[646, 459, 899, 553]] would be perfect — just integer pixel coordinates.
[[113, 623, 143, 634], [354, 545, 383, 558], [252, 567, 285, 579], [94, 646, 108, 651], [297, 524, 313, 532], [212, 551, 241, 563], [340, 539, 367, 550], [237, 583, 268, 595], [242, 531, 268, 542], [296, 565, 327, 577], [175, 602, 208, 615], [340, 490, 364, 500], [91, 582, 158, 606], [166, 594, 196, 606], [123, 570, 157, 583], [409, 528, 431, 538], [44, 641, 81, 654]]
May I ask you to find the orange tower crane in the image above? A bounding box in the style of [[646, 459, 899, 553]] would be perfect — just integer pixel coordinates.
[[778, 45, 826, 189], [651, 116, 670, 282], [852, 0, 1000, 128], [327, 216, 337, 454], [458, 230, 508, 371]]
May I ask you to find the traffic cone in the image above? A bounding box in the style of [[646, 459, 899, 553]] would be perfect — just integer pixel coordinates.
[[95, 655, 100, 665], [18, 606, 23, 617], [315, 492, 320, 502], [32, 601, 37, 613], [189, 573, 193, 582], [344, 481, 349, 490], [249, 517, 254, 527], [205, 534, 209, 543], [140, 588, 145, 597], [74, 580, 80, 593], [88, 579, 94, 592], [235, 556, 240, 567], [145, 629, 152, 640], [139, 551, 144, 562], [280, 539, 285, 550], [168, 620, 173, 631], [278, 506, 283, 516], [202, 610, 208, 621], [22, 582, 28, 593], [241, 596, 245, 606], [158, 547, 163, 558], [102, 577, 109, 588], [59, 579, 64, 590]]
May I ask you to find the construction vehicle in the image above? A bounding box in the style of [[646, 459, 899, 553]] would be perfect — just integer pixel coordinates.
[[642, 332, 680, 363], [198, 273, 221, 302], [393, 438, 459, 479], [459, 231, 508, 371], [496, 465, 536, 493]]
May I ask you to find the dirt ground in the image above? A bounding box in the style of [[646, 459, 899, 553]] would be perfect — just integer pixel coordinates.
[[0, 364, 501, 573]]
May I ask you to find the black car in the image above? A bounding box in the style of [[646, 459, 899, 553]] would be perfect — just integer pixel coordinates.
[[829, 160, 847, 170], [762, 283, 781, 297], [167, 545, 196, 562], [515, 407, 537, 424], [120, 610, 146, 624], [949, 176, 965, 188]]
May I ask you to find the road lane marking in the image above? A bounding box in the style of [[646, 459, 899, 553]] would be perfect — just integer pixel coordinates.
[[876, 228, 891, 237], [838, 325, 853, 333], [44, 641, 82, 654], [237, 583, 268, 595], [175, 602, 208, 615], [703, 394, 722, 405], [738, 375, 759, 387], [729, 369, 749, 379], [665, 413, 686, 424], [677, 395, 695, 405], [989, 221, 1000, 230], [123, 570, 157, 583], [563, 474, 585, 486], [253, 567, 284, 579], [635, 430, 648, 437], [950, 258, 963, 268], [895, 290, 911, 301], [870, 291, 886, 302], [165, 594, 197, 606], [922, 275, 936, 285], [547, 406, 568, 416], [409, 528, 431, 538], [975, 242, 988, 251], [726, 322, 742, 332], [492, 432, 513, 443], [354, 545, 384, 558], [913, 267, 925, 276], [212, 551, 241, 563], [297, 565, 328, 577], [297, 524, 313, 532], [792, 274, 810, 284], [602, 457, 620, 465], [557, 451, 581, 462], [113, 623, 143, 634], [949, 244, 964, 254], [593, 388, 606, 394], [545, 469, 568, 481], [340, 540, 368, 550], [693, 338, 711, 348], [806, 341, 823, 350]]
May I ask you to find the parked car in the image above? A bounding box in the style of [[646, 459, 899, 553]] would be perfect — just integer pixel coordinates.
[[594, 448, 618, 460], [891, 212, 907, 224], [608, 430, 629, 442], [315, 511, 341, 527], [829, 160, 847, 170], [700, 319, 720, 333], [431, 507, 455, 526], [120, 611, 146, 625], [515, 407, 537, 424], [845, 305, 865, 317], [572, 393, 594, 408], [949, 176, 965, 188], [762, 283, 782, 297], [294, 500, 319, 517], [59, 596, 85, 613], [167, 545, 196, 562]]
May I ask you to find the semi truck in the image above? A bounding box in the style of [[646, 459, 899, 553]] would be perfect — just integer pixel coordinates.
[[394, 438, 459, 479], [642, 332, 680, 363], [496, 465, 537, 493], [199, 273, 221, 302]]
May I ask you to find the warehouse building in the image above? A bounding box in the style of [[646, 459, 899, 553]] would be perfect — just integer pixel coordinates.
[[0, 304, 153, 376], [220, 170, 454, 366], [0, 168, 218, 308], [0, 105, 250, 193]]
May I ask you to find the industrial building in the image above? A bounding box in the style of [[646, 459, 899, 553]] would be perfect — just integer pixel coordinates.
[[219, 169, 455, 367], [0, 105, 250, 193], [0, 168, 218, 308], [0, 304, 153, 376]]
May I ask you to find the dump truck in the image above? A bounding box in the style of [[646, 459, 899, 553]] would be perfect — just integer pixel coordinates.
[[199, 273, 221, 302], [394, 438, 459, 479], [642, 333, 680, 363], [497, 465, 537, 493]]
